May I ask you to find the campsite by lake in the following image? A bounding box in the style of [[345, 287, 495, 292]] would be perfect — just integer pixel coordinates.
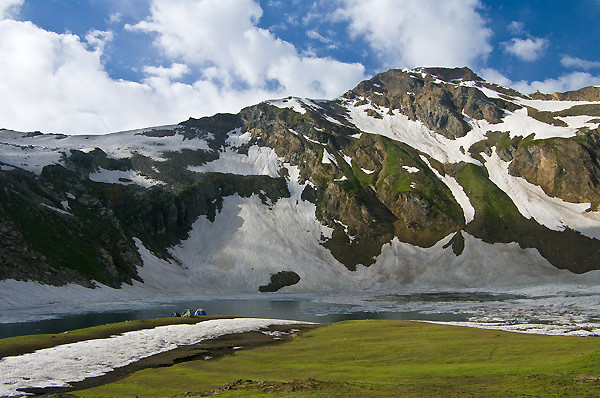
[[3, 286, 600, 338]]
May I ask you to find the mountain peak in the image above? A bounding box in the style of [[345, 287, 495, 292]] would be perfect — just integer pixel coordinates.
[[412, 66, 484, 83], [342, 66, 517, 140]]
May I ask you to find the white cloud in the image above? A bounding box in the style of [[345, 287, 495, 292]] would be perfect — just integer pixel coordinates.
[[503, 37, 549, 62], [0, 0, 366, 135], [127, 0, 364, 98], [0, 0, 22, 20], [0, 18, 272, 134], [307, 29, 333, 44], [84, 29, 113, 54], [107, 12, 123, 25], [143, 63, 189, 80], [480, 68, 600, 94], [335, 0, 492, 68], [507, 21, 524, 35], [561, 56, 600, 71]]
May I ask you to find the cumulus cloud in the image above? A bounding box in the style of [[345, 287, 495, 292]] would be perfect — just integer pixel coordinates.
[[481, 68, 600, 94], [334, 0, 492, 68], [0, 17, 274, 134], [561, 56, 600, 71], [127, 0, 365, 98], [502, 37, 548, 62], [0, 0, 22, 20], [0, 0, 366, 135]]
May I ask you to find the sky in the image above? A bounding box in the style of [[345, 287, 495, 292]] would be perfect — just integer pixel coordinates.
[[0, 0, 599, 135]]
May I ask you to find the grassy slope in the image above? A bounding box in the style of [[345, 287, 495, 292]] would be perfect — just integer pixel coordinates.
[[77, 320, 600, 398]]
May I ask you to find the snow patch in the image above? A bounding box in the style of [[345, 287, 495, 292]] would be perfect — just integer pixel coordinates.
[[402, 166, 420, 173], [556, 115, 599, 130], [428, 321, 600, 337], [188, 145, 282, 178], [483, 151, 600, 239], [88, 168, 164, 188], [40, 203, 71, 216], [343, 98, 482, 164], [266, 97, 307, 114], [60, 200, 70, 211], [321, 148, 335, 165], [420, 156, 475, 224], [356, 232, 574, 290], [225, 128, 249, 147], [0, 318, 309, 397], [0, 127, 212, 173], [518, 98, 597, 113], [495, 108, 577, 140]]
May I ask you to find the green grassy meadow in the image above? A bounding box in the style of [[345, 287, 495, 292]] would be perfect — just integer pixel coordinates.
[[74, 320, 600, 398]]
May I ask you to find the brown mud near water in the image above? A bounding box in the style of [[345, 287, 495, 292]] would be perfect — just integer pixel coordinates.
[[18, 323, 318, 397]]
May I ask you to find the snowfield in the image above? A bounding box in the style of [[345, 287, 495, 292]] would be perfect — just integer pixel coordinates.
[[0, 318, 310, 397], [0, 126, 212, 174]]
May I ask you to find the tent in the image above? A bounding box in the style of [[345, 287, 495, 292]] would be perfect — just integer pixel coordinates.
[[194, 308, 206, 316], [171, 312, 181, 317], [181, 308, 191, 317]]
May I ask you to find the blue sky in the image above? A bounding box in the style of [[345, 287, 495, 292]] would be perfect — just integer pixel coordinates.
[[1, 0, 599, 134]]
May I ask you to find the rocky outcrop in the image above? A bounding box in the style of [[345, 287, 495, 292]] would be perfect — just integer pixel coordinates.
[[259, 271, 301, 292], [508, 129, 600, 209], [531, 86, 600, 102], [342, 67, 520, 139]]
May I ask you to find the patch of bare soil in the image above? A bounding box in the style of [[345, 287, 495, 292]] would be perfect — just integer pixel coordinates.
[[197, 378, 329, 396]]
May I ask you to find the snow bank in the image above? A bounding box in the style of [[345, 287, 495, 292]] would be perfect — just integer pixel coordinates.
[[353, 233, 575, 291], [266, 97, 307, 114], [88, 167, 164, 187], [0, 318, 309, 397], [188, 145, 282, 178], [343, 98, 483, 164], [518, 98, 597, 113], [168, 165, 346, 293], [427, 321, 600, 337], [483, 151, 600, 239], [420, 156, 475, 224]]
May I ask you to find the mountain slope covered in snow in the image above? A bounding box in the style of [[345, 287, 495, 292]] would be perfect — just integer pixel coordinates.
[[2, 67, 600, 295]]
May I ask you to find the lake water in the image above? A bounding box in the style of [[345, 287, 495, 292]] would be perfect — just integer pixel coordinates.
[[0, 296, 469, 339], [2, 289, 600, 339]]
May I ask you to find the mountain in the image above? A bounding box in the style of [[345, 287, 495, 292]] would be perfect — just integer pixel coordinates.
[[2, 66, 600, 295]]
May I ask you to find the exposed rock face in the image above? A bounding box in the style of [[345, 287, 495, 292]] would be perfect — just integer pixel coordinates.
[[508, 129, 600, 209], [259, 271, 301, 292], [342, 67, 520, 139], [530, 86, 600, 102], [0, 165, 142, 288]]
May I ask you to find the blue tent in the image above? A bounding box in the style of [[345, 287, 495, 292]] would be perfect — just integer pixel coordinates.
[[194, 308, 206, 316]]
